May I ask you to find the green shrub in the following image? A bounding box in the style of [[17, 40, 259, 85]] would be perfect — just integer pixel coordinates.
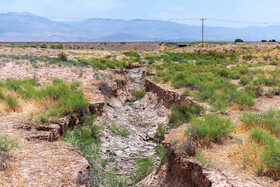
[[154, 124, 166, 143], [92, 61, 107, 70], [228, 70, 241, 79], [240, 76, 251, 86], [244, 84, 263, 97], [40, 44, 47, 48], [77, 59, 90, 66], [249, 128, 275, 145], [0, 135, 18, 152], [168, 103, 203, 129], [240, 112, 262, 127], [132, 89, 146, 100], [240, 109, 280, 134], [123, 51, 140, 58], [50, 44, 63, 49], [30, 80, 89, 123], [218, 68, 229, 77], [234, 90, 255, 107], [266, 87, 277, 98], [81, 114, 96, 127], [104, 60, 115, 69], [188, 114, 235, 143], [131, 157, 154, 183], [5, 95, 20, 111], [249, 128, 280, 171], [0, 89, 4, 99], [64, 127, 101, 158], [70, 81, 82, 90], [108, 124, 131, 137], [242, 55, 255, 60], [91, 125, 104, 138], [254, 76, 279, 86], [5, 78, 37, 92], [52, 89, 88, 114], [154, 144, 167, 163], [262, 141, 280, 169], [64, 122, 128, 186], [0, 80, 4, 87], [58, 52, 67, 61]]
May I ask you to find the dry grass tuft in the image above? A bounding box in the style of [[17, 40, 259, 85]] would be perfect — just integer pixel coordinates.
[[228, 140, 262, 171]]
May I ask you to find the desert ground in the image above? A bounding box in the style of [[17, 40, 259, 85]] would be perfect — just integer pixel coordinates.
[[0, 42, 280, 186]]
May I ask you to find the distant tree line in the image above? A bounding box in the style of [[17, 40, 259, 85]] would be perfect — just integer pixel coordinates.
[[234, 39, 277, 43], [262, 39, 277, 43], [234, 39, 244, 42]]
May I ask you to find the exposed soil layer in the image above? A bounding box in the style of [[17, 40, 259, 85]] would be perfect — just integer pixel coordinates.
[[139, 126, 267, 187], [145, 79, 200, 109], [0, 115, 90, 186], [19, 101, 105, 142]]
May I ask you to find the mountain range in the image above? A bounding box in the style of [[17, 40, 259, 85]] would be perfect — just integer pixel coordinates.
[[0, 12, 279, 42]]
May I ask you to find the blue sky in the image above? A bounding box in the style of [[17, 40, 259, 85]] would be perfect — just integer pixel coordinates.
[[0, 0, 280, 27]]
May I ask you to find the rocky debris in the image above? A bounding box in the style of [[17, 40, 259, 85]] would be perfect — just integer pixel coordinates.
[[113, 69, 128, 75], [99, 78, 132, 101], [96, 67, 171, 175], [23, 115, 76, 142], [88, 102, 105, 116], [143, 70, 156, 76], [125, 64, 141, 69], [98, 89, 170, 175], [145, 79, 200, 109], [77, 165, 91, 186]]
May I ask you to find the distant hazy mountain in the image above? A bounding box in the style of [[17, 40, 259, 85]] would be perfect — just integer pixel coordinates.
[[0, 12, 279, 42], [0, 12, 91, 42]]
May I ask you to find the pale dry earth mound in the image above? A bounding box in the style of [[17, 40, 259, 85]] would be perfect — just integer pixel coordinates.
[[0, 115, 90, 186]]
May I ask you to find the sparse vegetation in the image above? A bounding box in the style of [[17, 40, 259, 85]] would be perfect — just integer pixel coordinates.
[[1, 42, 280, 185], [168, 102, 203, 129], [40, 44, 47, 48], [5, 95, 20, 111], [154, 144, 167, 163], [154, 124, 166, 143], [50, 44, 63, 49], [0, 135, 18, 152], [196, 151, 212, 168], [0, 78, 89, 122], [123, 51, 140, 58], [58, 52, 67, 61], [240, 108, 280, 134], [249, 128, 280, 174], [108, 124, 131, 137], [187, 114, 235, 144], [132, 89, 146, 100], [131, 157, 154, 183], [149, 51, 258, 110]]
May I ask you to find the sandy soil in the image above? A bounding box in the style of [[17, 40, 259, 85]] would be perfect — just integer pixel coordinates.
[[0, 115, 89, 186]]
